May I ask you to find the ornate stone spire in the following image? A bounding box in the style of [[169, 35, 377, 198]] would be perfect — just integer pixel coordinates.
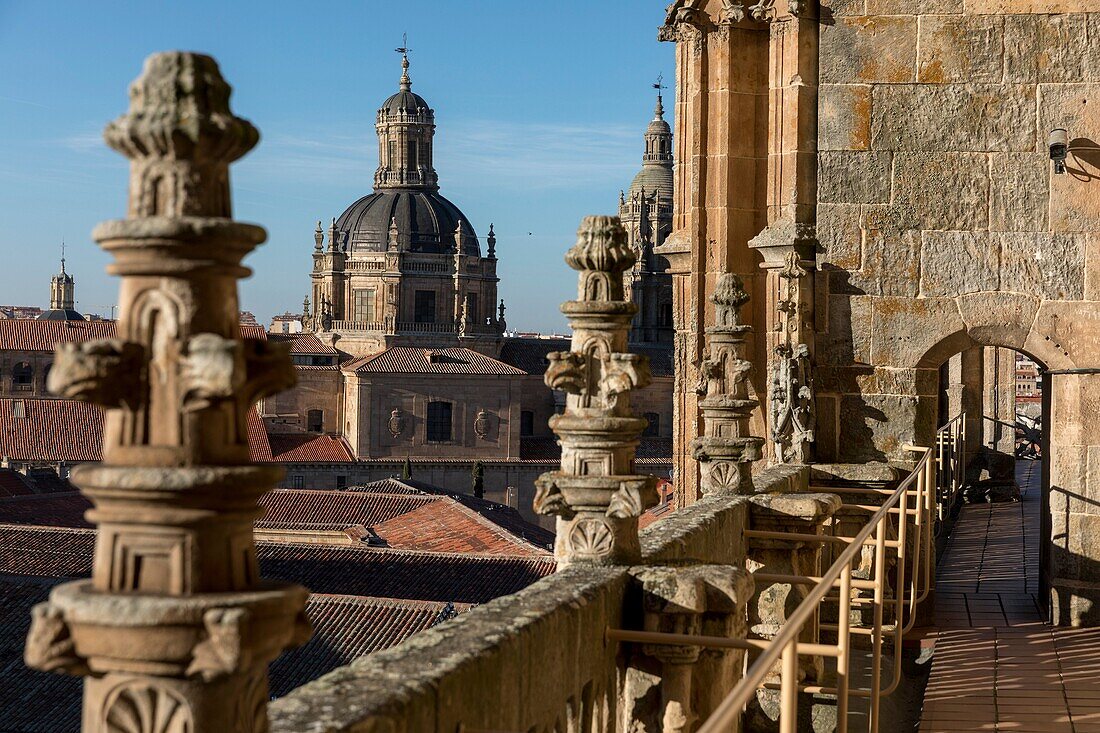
[[534, 216, 657, 565], [49, 242, 75, 311], [691, 273, 765, 493], [486, 222, 496, 259], [26, 52, 310, 732]]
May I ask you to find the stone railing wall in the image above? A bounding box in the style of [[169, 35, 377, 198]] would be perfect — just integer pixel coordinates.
[[270, 463, 809, 733]]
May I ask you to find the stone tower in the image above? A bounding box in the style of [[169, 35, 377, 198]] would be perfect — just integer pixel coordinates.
[[619, 86, 674, 344], [50, 253, 75, 311], [307, 49, 504, 356], [38, 246, 83, 321]]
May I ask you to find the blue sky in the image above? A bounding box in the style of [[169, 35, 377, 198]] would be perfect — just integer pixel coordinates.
[[0, 1, 674, 332]]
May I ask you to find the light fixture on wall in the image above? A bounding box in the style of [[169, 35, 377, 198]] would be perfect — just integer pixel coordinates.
[[1049, 128, 1069, 175]]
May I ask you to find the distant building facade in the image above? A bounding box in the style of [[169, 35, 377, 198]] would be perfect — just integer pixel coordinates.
[[256, 55, 676, 521], [619, 89, 674, 345]]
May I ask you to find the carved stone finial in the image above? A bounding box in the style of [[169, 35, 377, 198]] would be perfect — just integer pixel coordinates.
[[314, 221, 324, 250], [535, 215, 656, 566], [713, 273, 750, 327], [27, 52, 308, 733], [104, 52, 258, 219], [690, 272, 764, 494]]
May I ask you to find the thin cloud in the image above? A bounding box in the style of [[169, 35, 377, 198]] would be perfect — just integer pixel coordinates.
[[235, 119, 640, 191]]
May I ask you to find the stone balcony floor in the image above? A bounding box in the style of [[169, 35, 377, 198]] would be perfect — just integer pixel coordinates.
[[919, 460, 1100, 733]]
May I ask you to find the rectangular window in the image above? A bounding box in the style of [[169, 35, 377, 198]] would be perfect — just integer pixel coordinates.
[[426, 401, 453, 442], [291, 475, 304, 489], [387, 140, 396, 167], [419, 141, 430, 169], [407, 140, 417, 169], [465, 293, 479, 324], [520, 410, 534, 437], [414, 290, 436, 323], [335, 475, 347, 490], [353, 289, 376, 323]]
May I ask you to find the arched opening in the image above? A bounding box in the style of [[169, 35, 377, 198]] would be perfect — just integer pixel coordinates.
[[922, 337, 1054, 623], [12, 362, 33, 392]]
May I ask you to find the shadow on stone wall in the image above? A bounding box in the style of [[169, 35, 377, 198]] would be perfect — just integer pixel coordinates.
[[1049, 484, 1100, 626], [1067, 138, 1100, 182]]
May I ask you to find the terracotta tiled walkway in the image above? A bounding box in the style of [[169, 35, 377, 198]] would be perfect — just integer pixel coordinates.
[[919, 461, 1100, 732]]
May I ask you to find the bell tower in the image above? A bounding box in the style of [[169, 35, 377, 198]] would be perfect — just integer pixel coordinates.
[[374, 41, 438, 191]]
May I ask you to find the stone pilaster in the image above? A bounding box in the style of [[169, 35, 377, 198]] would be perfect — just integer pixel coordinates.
[[534, 216, 658, 566], [691, 273, 765, 494], [25, 52, 310, 733]]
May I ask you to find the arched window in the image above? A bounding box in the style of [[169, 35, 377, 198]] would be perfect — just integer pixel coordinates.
[[12, 362, 32, 392], [307, 409, 324, 433], [520, 410, 535, 437], [426, 401, 453, 442], [643, 412, 660, 438]]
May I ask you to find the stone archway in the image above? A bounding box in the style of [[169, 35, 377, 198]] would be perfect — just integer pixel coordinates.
[[902, 296, 1100, 626]]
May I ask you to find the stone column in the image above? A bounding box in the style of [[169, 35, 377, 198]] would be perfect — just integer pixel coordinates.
[[691, 273, 765, 494], [534, 216, 658, 565], [629, 565, 755, 733], [746, 492, 842, 732], [960, 346, 985, 469], [25, 52, 310, 733]]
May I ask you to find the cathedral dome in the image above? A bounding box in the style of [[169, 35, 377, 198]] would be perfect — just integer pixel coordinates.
[[628, 164, 674, 199], [627, 90, 674, 200], [335, 189, 480, 256], [380, 89, 431, 116]]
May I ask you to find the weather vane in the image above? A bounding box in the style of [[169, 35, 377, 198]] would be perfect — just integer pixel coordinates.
[[396, 32, 410, 60], [654, 73, 666, 92]]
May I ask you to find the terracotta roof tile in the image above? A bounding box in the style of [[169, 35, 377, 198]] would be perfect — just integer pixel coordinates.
[[0, 399, 270, 465], [0, 399, 103, 462], [0, 319, 265, 352], [345, 347, 524, 376], [269, 594, 468, 696], [248, 408, 274, 462], [0, 492, 90, 528], [258, 485, 553, 555], [0, 577, 82, 733], [259, 489, 433, 528], [0, 319, 115, 352], [0, 524, 553, 605], [268, 433, 354, 462], [259, 543, 555, 604], [269, 332, 339, 355]]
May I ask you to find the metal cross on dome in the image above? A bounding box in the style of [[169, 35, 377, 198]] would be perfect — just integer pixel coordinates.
[[396, 32, 411, 61]]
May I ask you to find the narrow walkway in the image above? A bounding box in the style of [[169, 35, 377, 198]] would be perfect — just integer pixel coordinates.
[[919, 462, 1100, 732]]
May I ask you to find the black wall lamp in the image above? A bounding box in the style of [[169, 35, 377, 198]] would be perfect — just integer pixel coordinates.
[[1049, 128, 1069, 175]]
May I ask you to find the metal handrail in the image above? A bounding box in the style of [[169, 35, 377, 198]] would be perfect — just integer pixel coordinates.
[[697, 438, 939, 733]]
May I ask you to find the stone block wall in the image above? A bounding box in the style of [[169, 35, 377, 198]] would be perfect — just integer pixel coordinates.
[[815, 1, 1100, 463], [814, 0, 1100, 622]]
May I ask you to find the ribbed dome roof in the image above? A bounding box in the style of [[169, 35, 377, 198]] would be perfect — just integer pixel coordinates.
[[647, 117, 672, 136], [36, 309, 84, 321], [628, 164, 674, 199], [380, 89, 431, 116], [336, 189, 479, 256]]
